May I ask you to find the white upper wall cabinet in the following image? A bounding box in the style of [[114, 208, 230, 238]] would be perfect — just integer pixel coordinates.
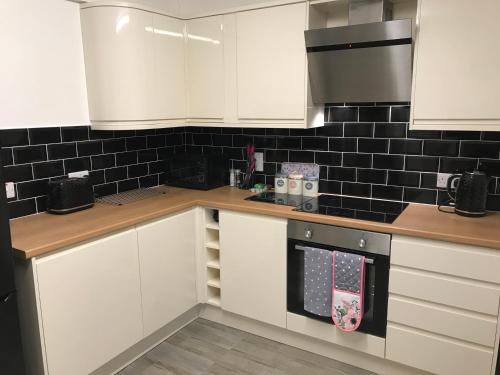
[[186, 16, 225, 120], [80, 1, 322, 129], [151, 14, 187, 120], [0, 0, 89, 129], [81, 5, 186, 130], [411, 0, 500, 131], [236, 3, 307, 121]]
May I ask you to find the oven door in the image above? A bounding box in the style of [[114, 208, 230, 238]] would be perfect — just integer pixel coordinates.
[[287, 239, 389, 338]]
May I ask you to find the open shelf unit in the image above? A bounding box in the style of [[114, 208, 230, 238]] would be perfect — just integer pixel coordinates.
[[203, 209, 221, 307]]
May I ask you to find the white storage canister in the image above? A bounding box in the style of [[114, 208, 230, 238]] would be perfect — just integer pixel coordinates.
[[274, 173, 288, 194], [288, 173, 303, 195], [303, 176, 319, 197]]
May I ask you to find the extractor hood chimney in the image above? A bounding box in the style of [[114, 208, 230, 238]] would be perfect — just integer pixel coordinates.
[[305, 0, 413, 104]]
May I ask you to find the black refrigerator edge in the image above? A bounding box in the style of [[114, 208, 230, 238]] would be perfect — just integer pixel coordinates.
[[0, 146, 25, 374]]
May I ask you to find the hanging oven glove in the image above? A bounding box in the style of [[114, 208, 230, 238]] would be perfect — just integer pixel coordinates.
[[331, 251, 366, 332]]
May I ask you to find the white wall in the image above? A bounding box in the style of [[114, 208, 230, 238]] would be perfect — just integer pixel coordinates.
[[0, 0, 90, 129]]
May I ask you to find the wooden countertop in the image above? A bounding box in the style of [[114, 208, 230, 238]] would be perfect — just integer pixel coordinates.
[[10, 186, 500, 259]]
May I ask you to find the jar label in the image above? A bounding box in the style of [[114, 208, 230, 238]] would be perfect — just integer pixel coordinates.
[[277, 180, 284, 187], [305, 182, 313, 190], [290, 181, 297, 188]]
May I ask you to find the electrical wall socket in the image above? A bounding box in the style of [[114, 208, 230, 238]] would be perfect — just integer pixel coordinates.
[[5, 182, 15, 199], [255, 152, 264, 172], [68, 170, 89, 178], [437, 173, 452, 188]]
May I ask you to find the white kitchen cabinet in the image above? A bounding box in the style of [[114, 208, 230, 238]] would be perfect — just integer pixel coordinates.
[[411, 0, 500, 131], [137, 209, 198, 337], [219, 210, 287, 328], [35, 229, 143, 375], [80, 5, 185, 129], [151, 14, 187, 121], [186, 16, 225, 120], [236, 3, 307, 122], [386, 236, 500, 375]]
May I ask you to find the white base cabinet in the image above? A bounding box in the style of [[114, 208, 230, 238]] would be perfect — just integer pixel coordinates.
[[386, 236, 500, 375], [137, 209, 198, 337], [18, 210, 198, 375], [35, 229, 143, 375], [219, 210, 287, 328]]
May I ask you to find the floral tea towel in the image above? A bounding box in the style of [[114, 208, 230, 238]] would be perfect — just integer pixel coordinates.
[[331, 251, 365, 332]]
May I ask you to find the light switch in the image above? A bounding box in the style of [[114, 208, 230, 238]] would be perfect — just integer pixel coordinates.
[[255, 152, 264, 172], [5, 182, 15, 199]]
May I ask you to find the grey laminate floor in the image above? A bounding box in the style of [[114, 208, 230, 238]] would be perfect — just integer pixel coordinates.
[[119, 318, 376, 375]]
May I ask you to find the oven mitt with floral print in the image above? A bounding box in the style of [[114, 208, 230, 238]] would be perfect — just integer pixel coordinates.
[[331, 251, 365, 332]]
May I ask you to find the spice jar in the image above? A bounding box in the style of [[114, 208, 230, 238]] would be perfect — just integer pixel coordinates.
[[288, 173, 303, 195]]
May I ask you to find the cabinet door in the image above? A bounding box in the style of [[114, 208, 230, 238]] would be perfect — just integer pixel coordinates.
[[186, 16, 225, 119], [36, 229, 143, 375], [137, 210, 197, 337], [81, 7, 155, 122], [411, 0, 500, 130], [236, 3, 307, 120], [151, 14, 187, 120], [219, 211, 287, 327]]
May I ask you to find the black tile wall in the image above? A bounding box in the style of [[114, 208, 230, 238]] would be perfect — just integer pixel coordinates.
[[2, 103, 500, 219], [183, 103, 500, 211], [1, 126, 185, 218]]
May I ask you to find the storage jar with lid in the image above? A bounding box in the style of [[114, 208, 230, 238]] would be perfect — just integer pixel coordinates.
[[274, 173, 288, 194], [303, 176, 319, 197], [288, 173, 303, 195]]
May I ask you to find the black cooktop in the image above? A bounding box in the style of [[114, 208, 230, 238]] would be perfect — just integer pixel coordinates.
[[245, 192, 314, 207], [294, 194, 409, 224], [246, 192, 408, 224]]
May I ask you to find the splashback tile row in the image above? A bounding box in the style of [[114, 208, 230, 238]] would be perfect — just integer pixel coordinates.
[[2, 103, 500, 219], [184, 104, 500, 210], [1, 127, 185, 218]]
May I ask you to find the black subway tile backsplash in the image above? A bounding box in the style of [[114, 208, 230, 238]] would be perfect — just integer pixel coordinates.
[[358, 138, 388, 153], [389, 139, 422, 155], [91, 154, 115, 170], [329, 107, 358, 122], [29, 128, 61, 145], [0, 129, 29, 147], [3, 102, 500, 218], [460, 141, 500, 159], [359, 106, 389, 122], [4, 164, 33, 183], [77, 140, 103, 156], [48, 143, 77, 160], [405, 156, 439, 172], [61, 126, 89, 142], [423, 140, 459, 157], [315, 151, 341, 166], [14, 145, 47, 164], [390, 106, 410, 122], [33, 161, 64, 179], [344, 123, 373, 137]]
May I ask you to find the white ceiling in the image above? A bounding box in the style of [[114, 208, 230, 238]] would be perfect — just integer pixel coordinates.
[[81, 0, 278, 18]]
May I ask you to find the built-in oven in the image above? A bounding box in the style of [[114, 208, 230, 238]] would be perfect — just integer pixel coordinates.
[[287, 220, 391, 338]]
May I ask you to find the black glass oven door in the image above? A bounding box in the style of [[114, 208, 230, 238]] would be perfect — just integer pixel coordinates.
[[287, 240, 389, 338]]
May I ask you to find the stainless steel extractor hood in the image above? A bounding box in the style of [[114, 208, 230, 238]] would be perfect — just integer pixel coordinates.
[[305, 0, 413, 104]]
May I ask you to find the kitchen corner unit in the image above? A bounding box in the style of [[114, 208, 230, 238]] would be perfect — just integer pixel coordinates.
[[80, 1, 324, 130]]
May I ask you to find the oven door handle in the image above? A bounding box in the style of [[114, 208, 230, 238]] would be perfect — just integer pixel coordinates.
[[294, 245, 375, 264]]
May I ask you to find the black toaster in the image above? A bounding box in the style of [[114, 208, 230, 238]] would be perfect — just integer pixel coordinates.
[[47, 177, 95, 215]]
